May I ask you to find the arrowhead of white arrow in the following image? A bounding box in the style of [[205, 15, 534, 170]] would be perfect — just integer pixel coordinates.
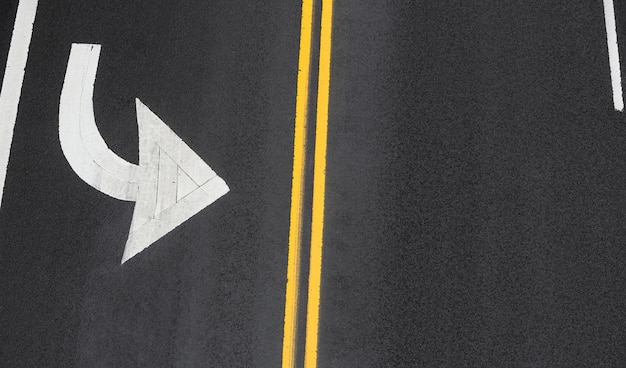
[[121, 99, 229, 264]]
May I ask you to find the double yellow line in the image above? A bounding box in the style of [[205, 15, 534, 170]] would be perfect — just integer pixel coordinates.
[[282, 0, 334, 367]]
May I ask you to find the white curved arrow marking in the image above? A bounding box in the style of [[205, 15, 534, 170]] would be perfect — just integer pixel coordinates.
[[60, 43, 229, 264]]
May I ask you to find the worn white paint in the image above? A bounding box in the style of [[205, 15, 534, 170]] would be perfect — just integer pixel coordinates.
[[604, 0, 624, 112], [60, 43, 229, 264], [0, 0, 38, 210], [124, 99, 229, 263]]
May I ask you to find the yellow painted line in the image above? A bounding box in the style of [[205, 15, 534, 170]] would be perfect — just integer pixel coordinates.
[[304, 0, 334, 367], [282, 1, 315, 367]]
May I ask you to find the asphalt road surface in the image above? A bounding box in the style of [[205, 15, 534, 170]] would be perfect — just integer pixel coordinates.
[[2, 1, 626, 367]]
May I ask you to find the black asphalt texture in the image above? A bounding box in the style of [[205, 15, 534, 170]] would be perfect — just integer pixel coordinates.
[[320, 1, 626, 367], [2, 1, 626, 367]]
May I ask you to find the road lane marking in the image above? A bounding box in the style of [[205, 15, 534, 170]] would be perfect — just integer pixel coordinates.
[[60, 43, 229, 264], [0, 0, 38, 210], [603, 0, 623, 111], [304, 0, 334, 366], [282, 0, 315, 366], [60, 45, 139, 201]]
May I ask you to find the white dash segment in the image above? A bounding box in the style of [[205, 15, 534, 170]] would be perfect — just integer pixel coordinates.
[[0, 0, 39, 210], [604, 0, 624, 112]]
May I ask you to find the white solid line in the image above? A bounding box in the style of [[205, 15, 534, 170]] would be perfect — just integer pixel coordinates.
[[0, 0, 38, 210], [604, 0, 624, 112]]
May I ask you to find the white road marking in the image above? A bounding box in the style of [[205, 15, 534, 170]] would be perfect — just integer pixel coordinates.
[[60, 43, 229, 264], [0, 0, 38, 210], [59, 44, 139, 201], [604, 0, 624, 112]]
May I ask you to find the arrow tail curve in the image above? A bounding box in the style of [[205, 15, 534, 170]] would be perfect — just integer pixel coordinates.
[[59, 43, 139, 201]]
